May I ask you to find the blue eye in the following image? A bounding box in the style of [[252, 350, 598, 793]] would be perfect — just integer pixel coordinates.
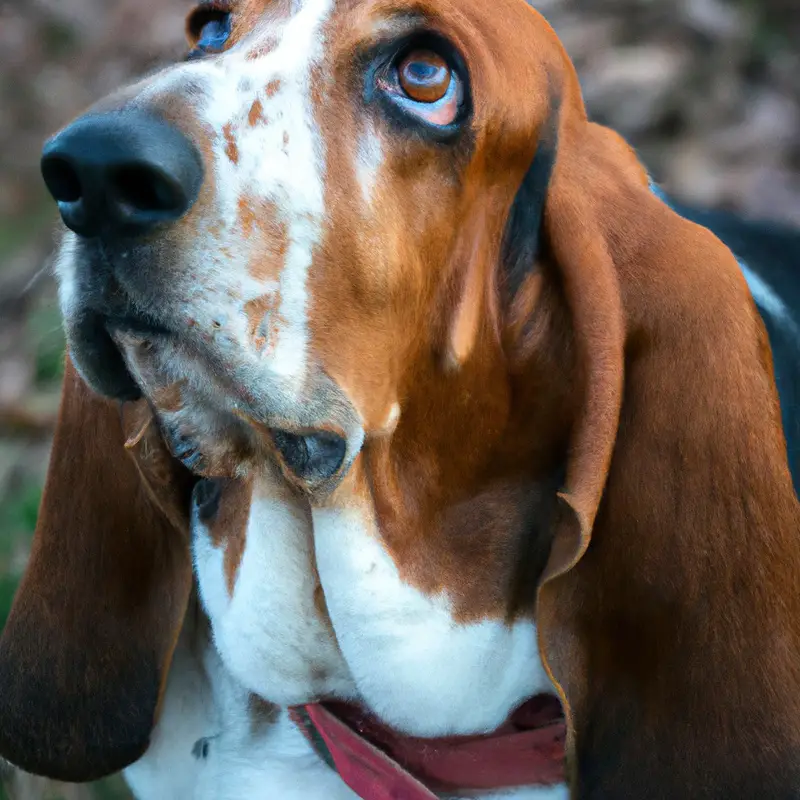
[[187, 8, 231, 59]]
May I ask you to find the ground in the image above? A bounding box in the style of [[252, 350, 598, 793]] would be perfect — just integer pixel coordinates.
[[0, 0, 798, 798]]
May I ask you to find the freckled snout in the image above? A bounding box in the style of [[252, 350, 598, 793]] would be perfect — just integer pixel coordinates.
[[41, 110, 203, 239]]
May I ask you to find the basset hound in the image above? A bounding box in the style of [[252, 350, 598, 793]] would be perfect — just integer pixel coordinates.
[[1, 0, 800, 798]]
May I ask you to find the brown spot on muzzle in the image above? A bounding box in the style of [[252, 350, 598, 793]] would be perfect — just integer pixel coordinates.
[[248, 98, 268, 127], [245, 37, 278, 62], [239, 196, 259, 239], [151, 381, 187, 414], [222, 122, 239, 164], [237, 196, 289, 279], [244, 293, 280, 352]]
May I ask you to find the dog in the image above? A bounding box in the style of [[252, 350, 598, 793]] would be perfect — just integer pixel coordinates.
[[1, 1, 799, 797]]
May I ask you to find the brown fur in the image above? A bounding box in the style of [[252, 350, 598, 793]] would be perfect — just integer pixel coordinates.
[[0, 358, 195, 782], [536, 122, 800, 797], [203, 478, 254, 594], [309, 2, 800, 794]]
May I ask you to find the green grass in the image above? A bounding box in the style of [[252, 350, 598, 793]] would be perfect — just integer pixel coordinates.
[[27, 302, 65, 386]]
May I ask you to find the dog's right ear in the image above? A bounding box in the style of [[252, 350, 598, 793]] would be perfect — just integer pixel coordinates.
[[0, 355, 194, 782], [521, 14, 800, 794]]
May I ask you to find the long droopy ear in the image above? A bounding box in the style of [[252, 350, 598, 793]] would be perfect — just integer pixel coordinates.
[[515, 17, 800, 800], [0, 355, 194, 782]]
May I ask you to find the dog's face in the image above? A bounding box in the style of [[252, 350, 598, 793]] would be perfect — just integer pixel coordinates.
[[49, 0, 574, 735], [17, 0, 800, 789]]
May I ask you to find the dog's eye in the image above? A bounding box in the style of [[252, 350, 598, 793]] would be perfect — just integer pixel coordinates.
[[186, 6, 232, 59], [378, 46, 462, 128], [398, 51, 451, 103]]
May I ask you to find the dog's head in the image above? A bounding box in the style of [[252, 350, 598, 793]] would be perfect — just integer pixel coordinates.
[[3, 0, 800, 795], [39, 0, 590, 724], [46, 0, 581, 491]]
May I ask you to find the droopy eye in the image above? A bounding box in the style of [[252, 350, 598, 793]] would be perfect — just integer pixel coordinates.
[[186, 5, 232, 59], [379, 47, 462, 127]]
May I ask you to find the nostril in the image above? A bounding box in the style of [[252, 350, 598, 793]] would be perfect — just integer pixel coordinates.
[[41, 156, 83, 203], [111, 165, 186, 215], [40, 111, 203, 239]]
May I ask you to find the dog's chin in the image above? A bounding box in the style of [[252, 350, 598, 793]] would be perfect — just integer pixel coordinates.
[[65, 312, 143, 402]]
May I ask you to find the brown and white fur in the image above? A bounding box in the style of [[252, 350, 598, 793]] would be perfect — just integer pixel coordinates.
[[2, 1, 800, 798]]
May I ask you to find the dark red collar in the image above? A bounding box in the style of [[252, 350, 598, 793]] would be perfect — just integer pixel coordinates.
[[290, 694, 565, 799]]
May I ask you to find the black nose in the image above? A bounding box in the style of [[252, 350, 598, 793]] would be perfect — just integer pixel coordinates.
[[41, 110, 203, 239]]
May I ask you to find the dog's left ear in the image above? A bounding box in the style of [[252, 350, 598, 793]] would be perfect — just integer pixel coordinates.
[[0, 356, 194, 782], [500, 9, 800, 797]]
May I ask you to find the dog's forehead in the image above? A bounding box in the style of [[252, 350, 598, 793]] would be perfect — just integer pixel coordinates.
[[161, 0, 550, 229]]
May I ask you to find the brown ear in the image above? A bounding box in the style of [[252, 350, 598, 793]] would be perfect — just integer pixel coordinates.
[[530, 49, 800, 799], [0, 355, 194, 782]]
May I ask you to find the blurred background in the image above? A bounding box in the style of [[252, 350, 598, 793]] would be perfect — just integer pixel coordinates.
[[0, 0, 798, 797]]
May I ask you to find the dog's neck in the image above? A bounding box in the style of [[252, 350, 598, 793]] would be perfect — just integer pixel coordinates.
[[123, 593, 566, 800]]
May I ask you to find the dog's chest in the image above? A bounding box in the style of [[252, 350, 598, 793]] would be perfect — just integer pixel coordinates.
[[191, 470, 554, 737], [123, 621, 567, 800]]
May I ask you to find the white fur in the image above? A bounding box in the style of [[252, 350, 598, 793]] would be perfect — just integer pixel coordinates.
[[195, 709, 358, 800], [124, 602, 566, 800], [123, 606, 358, 800], [312, 498, 554, 737], [739, 262, 800, 338], [122, 622, 216, 800], [194, 466, 553, 739], [191, 467, 567, 796], [199, 0, 334, 387], [357, 125, 384, 206], [193, 469, 357, 706], [196, 646, 357, 800], [53, 232, 77, 311], [192, 528, 232, 633]]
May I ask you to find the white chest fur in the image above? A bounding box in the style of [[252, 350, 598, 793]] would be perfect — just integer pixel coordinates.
[[122, 608, 567, 800], [193, 462, 557, 734], [123, 613, 357, 800], [313, 500, 553, 737]]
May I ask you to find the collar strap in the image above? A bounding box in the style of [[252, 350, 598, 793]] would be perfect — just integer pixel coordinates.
[[290, 695, 565, 799]]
